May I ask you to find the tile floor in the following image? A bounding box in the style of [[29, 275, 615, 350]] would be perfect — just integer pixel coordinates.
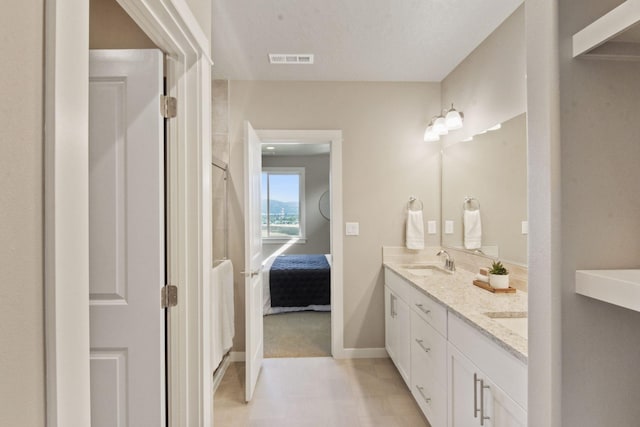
[[214, 357, 430, 427]]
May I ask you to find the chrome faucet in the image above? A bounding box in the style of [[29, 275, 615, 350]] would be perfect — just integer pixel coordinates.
[[436, 250, 456, 272]]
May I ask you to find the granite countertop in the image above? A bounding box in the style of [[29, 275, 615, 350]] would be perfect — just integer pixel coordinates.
[[384, 262, 528, 363]]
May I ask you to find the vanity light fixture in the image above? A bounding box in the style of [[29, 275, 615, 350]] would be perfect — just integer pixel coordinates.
[[424, 104, 465, 142]]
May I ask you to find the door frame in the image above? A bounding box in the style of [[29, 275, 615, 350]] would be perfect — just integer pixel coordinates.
[[44, 1, 212, 426], [255, 129, 345, 357]]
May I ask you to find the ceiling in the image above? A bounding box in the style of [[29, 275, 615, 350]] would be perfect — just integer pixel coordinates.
[[212, 0, 523, 82], [262, 143, 330, 157]]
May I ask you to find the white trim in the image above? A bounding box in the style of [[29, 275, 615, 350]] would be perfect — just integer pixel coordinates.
[[44, 1, 91, 425], [572, 0, 640, 57], [255, 130, 345, 358], [45, 1, 212, 426], [341, 348, 390, 359]]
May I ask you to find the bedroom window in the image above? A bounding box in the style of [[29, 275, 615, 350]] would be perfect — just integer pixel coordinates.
[[261, 168, 305, 241]]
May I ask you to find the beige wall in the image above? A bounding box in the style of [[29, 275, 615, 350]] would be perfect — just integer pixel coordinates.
[[441, 5, 526, 140], [262, 154, 331, 258], [213, 80, 230, 263], [90, 0, 157, 49], [0, 1, 45, 425], [228, 81, 441, 350], [185, 0, 211, 44], [558, 0, 640, 425]]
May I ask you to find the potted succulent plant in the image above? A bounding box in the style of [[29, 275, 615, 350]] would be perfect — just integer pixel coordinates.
[[489, 260, 510, 289]]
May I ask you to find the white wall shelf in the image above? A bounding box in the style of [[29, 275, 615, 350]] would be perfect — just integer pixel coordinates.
[[576, 270, 640, 312], [573, 0, 640, 58]]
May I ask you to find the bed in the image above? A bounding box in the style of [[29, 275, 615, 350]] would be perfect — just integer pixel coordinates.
[[262, 254, 331, 315]]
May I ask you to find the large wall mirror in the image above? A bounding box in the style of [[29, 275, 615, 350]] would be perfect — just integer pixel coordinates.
[[441, 113, 527, 265]]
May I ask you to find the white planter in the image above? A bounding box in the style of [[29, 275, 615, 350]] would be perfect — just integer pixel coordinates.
[[489, 273, 510, 289]]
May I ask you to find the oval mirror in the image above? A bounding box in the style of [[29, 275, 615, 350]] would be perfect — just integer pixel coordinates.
[[319, 190, 330, 220]]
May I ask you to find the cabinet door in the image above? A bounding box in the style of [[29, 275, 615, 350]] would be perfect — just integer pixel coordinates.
[[384, 286, 410, 386], [449, 343, 526, 427], [384, 286, 396, 361], [483, 375, 527, 427], [448, 344, 479, 427], [395, 294, 411, 385]]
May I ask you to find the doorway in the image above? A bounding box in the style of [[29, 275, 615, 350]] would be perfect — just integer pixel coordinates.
[[45, 0, 213, 425], [240, 127, 344, 402], [261, 143, 332, 358], [255, 129, 344, 361]]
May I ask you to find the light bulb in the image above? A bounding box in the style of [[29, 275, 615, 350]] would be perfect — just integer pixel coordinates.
[[424, 125, 440, 142], [433, 116, 448, 135], [445, 108, 463, 130]]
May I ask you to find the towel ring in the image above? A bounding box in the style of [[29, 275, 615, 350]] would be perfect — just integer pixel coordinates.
[[408, 196, 424, 212], [463, 196, 480, 211]]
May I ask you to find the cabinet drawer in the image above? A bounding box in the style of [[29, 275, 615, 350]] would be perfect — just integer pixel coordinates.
[[411, 353, 447, 427], [409, 285, 447, 336], [411, 310, 447, 387]]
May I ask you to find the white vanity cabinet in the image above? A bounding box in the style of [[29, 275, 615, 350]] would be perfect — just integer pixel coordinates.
[[384, 266, 527, 427], [384, 285, 411, 385], [448, 315, 527, 427]]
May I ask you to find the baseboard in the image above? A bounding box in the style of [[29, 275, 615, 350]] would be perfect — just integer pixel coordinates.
[[228, 349, 387, 361], [340, 347, 389, 359], [212, 353, 231, 393], [229, 351, 245, 362]]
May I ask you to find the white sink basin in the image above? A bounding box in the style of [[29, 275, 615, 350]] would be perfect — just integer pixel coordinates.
[[484, 312, 528, 339], [398, 264, 451, 277]]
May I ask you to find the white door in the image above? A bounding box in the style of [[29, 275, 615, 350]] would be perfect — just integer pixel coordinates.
[[89, 49, 165, 427], [244, 121, 264, 402]]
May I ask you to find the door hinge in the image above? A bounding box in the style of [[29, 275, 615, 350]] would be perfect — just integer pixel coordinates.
[[161, 285, 178, 308], [161, 95, 177, 119]]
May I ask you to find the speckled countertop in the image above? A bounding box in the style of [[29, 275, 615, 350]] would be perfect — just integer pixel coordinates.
[[384, 262, 528, 364]]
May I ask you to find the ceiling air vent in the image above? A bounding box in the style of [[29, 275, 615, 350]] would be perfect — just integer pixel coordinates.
[[268, 54, 314, 65]]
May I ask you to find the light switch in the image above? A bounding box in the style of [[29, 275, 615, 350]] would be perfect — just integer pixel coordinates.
[[345, 222, 360, 236], [445, 220, 454, 234], [427, 220, 437, 234], [521, 221, 529, 235]]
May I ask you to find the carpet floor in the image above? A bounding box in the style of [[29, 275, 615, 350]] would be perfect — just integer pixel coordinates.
[[263, 311, 331, 358]]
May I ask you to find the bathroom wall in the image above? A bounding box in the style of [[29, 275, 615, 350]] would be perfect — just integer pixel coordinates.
[[228, 81, 441, 351], [212, 80, 230, 262], [0, 1, 45, 425], [441, 5, 526, 139], [261, 154, 331, 259], [90, 0, 157, 49], [558, 0, 640, 425]]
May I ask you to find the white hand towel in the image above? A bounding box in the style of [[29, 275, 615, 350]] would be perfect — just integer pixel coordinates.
[[464, 209, 482, 250], [218, 259, 235, 352], [406, 210, 425, 250]]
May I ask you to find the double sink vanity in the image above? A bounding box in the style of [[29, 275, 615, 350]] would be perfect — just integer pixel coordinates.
[[383, 250, 527, 427]]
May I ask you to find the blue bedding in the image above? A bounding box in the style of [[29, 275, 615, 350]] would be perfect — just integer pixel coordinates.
[[269, 255, 331, 308]]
